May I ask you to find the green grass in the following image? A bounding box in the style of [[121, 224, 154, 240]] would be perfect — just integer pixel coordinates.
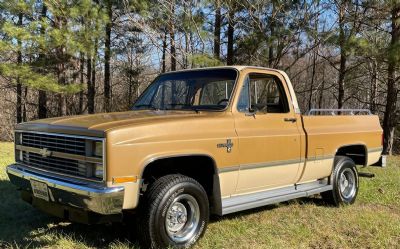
[[0, 142, 399, 248]]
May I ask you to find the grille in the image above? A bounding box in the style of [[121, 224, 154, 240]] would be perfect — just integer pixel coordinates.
[[16, 132, 103, 181], [21, 132, 86, 156], [22, 151, 88, 178]]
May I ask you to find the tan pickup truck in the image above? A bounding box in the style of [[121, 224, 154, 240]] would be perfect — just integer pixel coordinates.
[[7, 66, 385, 248]]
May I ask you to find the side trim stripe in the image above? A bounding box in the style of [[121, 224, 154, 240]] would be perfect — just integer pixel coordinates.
[[368, 147, 383, 153], [240, 158, 304, 170], [218, 148, 381, 174], [218, 166, 240, 173], [309, 154, 335, 161], [218, 156, 336, 173]]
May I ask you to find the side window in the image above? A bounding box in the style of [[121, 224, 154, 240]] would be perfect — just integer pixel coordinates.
[[237, 73, 289, 113]]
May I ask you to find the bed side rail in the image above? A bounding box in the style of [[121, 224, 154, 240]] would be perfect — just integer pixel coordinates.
[[306, 109, 372, 116]]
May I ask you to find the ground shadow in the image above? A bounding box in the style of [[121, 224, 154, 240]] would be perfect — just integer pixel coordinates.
[[0, 178, 141, 248], [0, 177, 332, 248]]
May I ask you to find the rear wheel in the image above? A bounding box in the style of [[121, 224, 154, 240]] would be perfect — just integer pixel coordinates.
[[137, 174, 209, 248], [322, 156, 359, 206]]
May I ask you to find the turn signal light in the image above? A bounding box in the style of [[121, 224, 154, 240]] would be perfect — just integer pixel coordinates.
[[113, 176, 138, 184]]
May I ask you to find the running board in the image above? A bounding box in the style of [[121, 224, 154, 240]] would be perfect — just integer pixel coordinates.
[[222, 181, 332, 215]]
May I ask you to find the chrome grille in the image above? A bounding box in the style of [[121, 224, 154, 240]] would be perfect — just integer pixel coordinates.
[[22, 151, 88, 178], [21, 132, 86, 156], [16, 131, 104, 181]]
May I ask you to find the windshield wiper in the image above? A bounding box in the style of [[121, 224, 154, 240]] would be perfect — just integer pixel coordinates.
[[133, 104, 159, 110]]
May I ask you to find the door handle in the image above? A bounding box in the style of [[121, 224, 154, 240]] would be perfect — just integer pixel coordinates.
[[284, 118, 297, 123]]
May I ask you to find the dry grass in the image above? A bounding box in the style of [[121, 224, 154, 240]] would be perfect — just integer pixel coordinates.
[[0, 142, 399, 248]]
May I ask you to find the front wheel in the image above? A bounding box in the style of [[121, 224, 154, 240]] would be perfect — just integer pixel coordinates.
[[137, 174, 209, 248], [322, 156, 359, 206]]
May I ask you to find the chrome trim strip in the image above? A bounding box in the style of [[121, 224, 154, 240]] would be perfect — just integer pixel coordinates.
[[102, 137, 107, 182], [15, 130, 104, 141], [7, 164, 123, 214], [15, 124, 105, 137], [307, 155, 335, 161], [16, 145, 103, 164], [240, 158, 305, 171], [218, 166, 240, 173], [368, 147, 383, 153], [16, 162, 103, 183], [306, 108, 372, 116], [218, 156, 334, 173], [221, 181, 332, 215]]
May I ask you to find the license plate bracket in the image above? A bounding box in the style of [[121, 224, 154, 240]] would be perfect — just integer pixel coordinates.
[[30, 179, 49, 201]]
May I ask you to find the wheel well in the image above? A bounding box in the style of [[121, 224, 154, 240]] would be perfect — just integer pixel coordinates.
[[336, 145, 367, 166], [141, 155, 222, 215]]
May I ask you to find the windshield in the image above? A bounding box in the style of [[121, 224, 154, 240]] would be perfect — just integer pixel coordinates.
[[132, 69, 237, 111]]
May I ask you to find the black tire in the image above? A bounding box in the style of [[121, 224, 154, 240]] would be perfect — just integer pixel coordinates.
[[137, 174, 209, 248], [322, 156, 359, 206]]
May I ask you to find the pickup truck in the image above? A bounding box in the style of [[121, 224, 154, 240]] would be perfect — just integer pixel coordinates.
[[7, 66, 385, 248]]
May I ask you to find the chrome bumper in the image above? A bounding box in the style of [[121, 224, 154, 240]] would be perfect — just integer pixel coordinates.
[[6, 164, 124, 215]]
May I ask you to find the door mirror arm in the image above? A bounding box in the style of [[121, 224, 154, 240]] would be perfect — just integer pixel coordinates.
[[245, 108, 256, 117]]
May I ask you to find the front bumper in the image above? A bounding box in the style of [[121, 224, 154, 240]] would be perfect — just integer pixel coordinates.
[[7, 164, 124, 220]]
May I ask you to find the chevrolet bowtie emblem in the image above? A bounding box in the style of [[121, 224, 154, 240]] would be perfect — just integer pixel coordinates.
[[217, 139, 234, 153], [38, 148, 52, 158]]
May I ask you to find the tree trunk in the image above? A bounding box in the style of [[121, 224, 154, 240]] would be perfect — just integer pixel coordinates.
[[227, 6, 235, 65], [267, 2, 277, 67], [369, 59, 378, 113], [104, 0, 112, 112], [87, 56, 95, 114], [91, 54, 97, 112], [169, 0, 176, 71], [56, 17, 67, 116], [213, 0, 221, 59], [183, 1, 190, 68], [128, 48, 133, 107], [318, 67, 325, 108], [308, 51, 317, 110], [57, 71, 67, 116], [162, 31, 167, 73], [23, 86, 28, 122], [382, 5, 400, 155], [16, 13, 23, 123], [337, 2, 347, 109], [38, 4, 47, 119], [79, 53, 84, 114]]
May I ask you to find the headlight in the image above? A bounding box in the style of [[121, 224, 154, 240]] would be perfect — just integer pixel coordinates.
[[94, 163, 104, 179], [93, 141, 103, 157]]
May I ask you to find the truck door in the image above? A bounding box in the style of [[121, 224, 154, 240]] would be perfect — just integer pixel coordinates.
[[233, 72, 303, 194]]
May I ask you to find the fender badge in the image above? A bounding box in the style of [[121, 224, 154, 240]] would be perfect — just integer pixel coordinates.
[[217, 139, 234, 153]]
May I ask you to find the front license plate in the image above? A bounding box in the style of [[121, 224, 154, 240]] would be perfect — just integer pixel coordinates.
[[30, 180, 49, 201]]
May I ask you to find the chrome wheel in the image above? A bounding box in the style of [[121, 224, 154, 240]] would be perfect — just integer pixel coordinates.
[[165, 194, 200, 243], [339, 168, 356, 199]]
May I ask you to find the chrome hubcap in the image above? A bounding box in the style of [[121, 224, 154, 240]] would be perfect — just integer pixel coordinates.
[[339, 168, 356, 199], [166, 202, 188, 233], [165, 194, 200, 243]]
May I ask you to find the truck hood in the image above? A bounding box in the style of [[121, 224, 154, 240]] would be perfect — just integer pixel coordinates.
[[16, 110, 205, 137]]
